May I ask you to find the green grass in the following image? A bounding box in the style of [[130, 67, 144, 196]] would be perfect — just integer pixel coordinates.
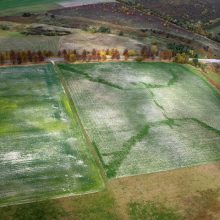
[[0, 200, 67, 220], [0, 0, 60, 15], [58, 62, 220, 178], [0, 64, 103, 207]]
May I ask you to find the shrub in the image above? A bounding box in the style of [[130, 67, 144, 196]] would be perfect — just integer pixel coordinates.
[[0, 25, 10, 31], [135, 57, 144, 62], [118, 31, 124, 36], [128, 50, 138, 56], [174, 53, 189, 64], [98, 26, 111, 33], [168, 43, 192, 55], [22, 12, 31, 17]]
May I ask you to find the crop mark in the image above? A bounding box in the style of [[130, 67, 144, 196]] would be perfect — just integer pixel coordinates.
[[59, 64, 123, 90], [153, 99, 164, 111], [105, 125, 150, 178], [141, 68, 179, 89], [173, 118, 220, 135]]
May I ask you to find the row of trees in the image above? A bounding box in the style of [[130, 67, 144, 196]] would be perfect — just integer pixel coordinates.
[[0, 50, 54, 65], [0, 47, 180, 65], [62, 48, 121, 62]]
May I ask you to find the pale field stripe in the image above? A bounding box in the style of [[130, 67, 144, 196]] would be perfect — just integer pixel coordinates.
[[59, 0, 116, 8]]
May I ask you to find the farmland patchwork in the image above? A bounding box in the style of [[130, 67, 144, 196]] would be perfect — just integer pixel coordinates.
[[1, 62, 220, 206], [0, 65, 103, 207], [59, 62, 220, 178]]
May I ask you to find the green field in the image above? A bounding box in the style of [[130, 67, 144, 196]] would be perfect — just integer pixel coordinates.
[[59, 62, 220, 178], [0, 0, 60, 15], [0, 64, 103, 207], [1, 62, 220, 208]]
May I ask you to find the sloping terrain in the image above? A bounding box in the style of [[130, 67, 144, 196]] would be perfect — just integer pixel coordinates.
[[59, 62, 220, 178], [127, 0, 220, 23], [50, 2, 220, 57], [59, 29, 144, 52]]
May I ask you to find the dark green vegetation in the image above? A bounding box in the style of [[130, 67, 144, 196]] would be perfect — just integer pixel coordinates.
[[58, 62, 220, 178], [0, 64, 103, 207], [0, 200, 66, 220], [167, 43, 192, 55]]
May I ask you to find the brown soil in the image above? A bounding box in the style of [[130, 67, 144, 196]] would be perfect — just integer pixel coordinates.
[[108, 164, 220, 219], [54, 163, 220, 220], [207, 78, 220, 91]]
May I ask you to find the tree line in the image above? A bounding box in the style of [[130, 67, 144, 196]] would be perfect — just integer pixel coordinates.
[[0, 46, 191, 66], [0, 50, 54, 65]]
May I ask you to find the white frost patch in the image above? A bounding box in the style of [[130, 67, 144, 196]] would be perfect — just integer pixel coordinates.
[[74, 174, 83, 178], [60, 112, 68, 121], [68, 155, 76, 159], [76, 160, 84, 165], [2, 152, 35, 164], [67, 137, 77, 146], [3, 151, 21, 161]]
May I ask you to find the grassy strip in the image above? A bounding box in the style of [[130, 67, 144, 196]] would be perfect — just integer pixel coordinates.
[[53, 64, 107, 181], [153, 100, 165, 111], [152, 117, 220, 135], [106, 125, 150, 178], [92, 141, 106, 168], [142, 82, 164, 88], [167, 70, 178, 86], [185, 65, 220, 95], [179, 118, 220, 135]]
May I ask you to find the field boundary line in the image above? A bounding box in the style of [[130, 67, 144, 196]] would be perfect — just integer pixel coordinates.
[[186, 64, 220, 94], [109, 161, 220, 181], [52, 63, 107, 183]]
